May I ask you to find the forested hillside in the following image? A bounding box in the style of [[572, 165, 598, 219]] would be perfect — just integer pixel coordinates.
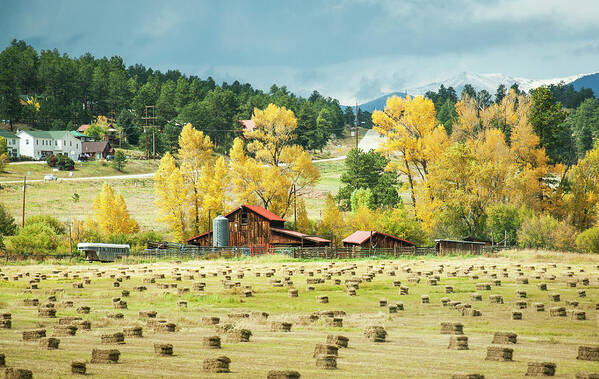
[[0, 40, 347, 153]]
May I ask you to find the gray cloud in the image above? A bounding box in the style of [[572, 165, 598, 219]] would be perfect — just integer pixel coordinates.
[[1, 0, 598, 104]]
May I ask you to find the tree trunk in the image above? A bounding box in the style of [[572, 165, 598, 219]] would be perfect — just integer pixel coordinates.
[[404, 159, 416, 209]]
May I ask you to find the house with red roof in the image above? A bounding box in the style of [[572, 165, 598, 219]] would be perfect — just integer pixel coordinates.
[[342, 231, 415, 249], [186, 205, 330, 247]]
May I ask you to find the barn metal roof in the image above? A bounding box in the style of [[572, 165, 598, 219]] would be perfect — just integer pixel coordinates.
[[343, 230, 415, 246], [270, 227, 330, 243], [225, 205, 286, 222]]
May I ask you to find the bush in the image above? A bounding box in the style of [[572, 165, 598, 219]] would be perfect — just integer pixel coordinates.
[[46, 154, 74, 170], [25, 215, 66, 234], [575, 227, 599, 253], [4, 222, 60, 254], [517, 214, 576, 251]]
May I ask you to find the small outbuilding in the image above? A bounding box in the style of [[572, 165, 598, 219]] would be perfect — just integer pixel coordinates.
[[82, 141, 114, 159], [434, 239, 485, 254], [342, 231, 415, 249]]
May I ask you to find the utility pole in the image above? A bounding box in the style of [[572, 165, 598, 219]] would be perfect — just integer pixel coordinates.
[[141, 105, 156, 159], [355, 102, 359, 149], [21, 176, 26, 227], [293, 184, 297, 227]]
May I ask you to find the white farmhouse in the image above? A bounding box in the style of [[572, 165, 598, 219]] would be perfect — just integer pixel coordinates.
[[0, 130, 20, 158], [17, 130, 82, 160]]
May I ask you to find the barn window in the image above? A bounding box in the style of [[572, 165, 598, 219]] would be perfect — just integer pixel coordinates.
[[241, 211, 248, 225]]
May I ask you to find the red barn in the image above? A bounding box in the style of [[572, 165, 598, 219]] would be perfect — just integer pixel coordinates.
[[186, 205, 330, 248]]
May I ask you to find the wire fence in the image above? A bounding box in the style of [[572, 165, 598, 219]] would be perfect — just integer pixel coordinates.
[[0, 244, 510, 263]]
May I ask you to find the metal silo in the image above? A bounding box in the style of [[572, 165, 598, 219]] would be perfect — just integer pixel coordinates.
[[213, 215, 229, 247]]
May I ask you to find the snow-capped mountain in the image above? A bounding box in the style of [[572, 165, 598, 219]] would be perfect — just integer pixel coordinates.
[[406, 71, 593, 96], [350, 71, 599, 112]]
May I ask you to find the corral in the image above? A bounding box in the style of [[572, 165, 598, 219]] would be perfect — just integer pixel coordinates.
[[0, 251, 597, 378]]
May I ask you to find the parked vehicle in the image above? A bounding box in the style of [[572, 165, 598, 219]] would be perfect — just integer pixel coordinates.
[[44, 174, 58, 181]]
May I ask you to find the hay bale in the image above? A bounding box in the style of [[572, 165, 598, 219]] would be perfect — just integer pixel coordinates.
[[203, 356, 230, 373], [421, 295, 430, 304], [399, 286, 409, 295], [38, 307, 56, 318], [3, 368, 33, 379], [534, 303, 545, 312], [203, 336, 221, 349], [224, 329, 252, 342], [113, 300, 127, 309], [250, 311, 269, 321], [39, 337, 60, 349], [571, 311, 586, 320], [154, 322, 176, 333], [0, 353, 4, 367], [154, 343, 173, 356], [90, 348, 120, 363], [476, 283, 491, 291], [139, 310, 157, 318], [271, 322, 292, 332], [516, 290, 527, 298], [22, 329, 46, 341], [493, 332, 517, 344], [440, 322, 463, 335], [549, 307, 566, 317], [452, 374, 484, 379], [53, 325, 77, 336], [538, 283, 547, 291], [101, 332, 125, 344], [549, 293, 560, 302], [267, 370, 301, 379], [489, 295, 504, 304], [525, 361, 556, 376], [577, 346, 599, 361], [202, 316, 220, 326], [470, 293, 482, 301], [76, 306, 91, 314], [288, 289, 298, 298], [512, 311, 523, 320], [315, 355, 337, 370], [0, 319, 11, 329], [71, 361, 86, 375], [326, 335, 349, 348], [485, 346, 513, 361], [72, 320, 91, 330], [364, 326, 387, 342], [448, 335, 469, 350], [313, 344, 338, 357], [461, 308, 482, 317], [123, 327, 142, 337], [22, 299, 38, 306], [576, 373, 599, 379], [316, 296, 328, 304]]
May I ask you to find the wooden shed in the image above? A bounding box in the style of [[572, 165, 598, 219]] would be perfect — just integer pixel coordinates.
[[186, 205, 330, 248], [342, 231, 415, 249], [434, 239, 485, 254]]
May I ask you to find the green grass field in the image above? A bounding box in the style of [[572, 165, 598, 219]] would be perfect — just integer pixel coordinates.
[[0, 251, 596, 378]]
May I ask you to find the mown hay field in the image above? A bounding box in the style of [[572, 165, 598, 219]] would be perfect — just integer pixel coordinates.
[[0, 252, 597, 378]]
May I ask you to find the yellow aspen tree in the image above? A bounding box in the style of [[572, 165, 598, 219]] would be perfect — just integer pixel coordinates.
[[372, 95, 449, 209], [92, 182, 139, 235], [154, 153, 187, 241], [563, 144, 599, 230], [178, 123, 214, 234], [199, 156, 231, 221], [231, 104, 319, 217], [318, 193, 347, 246], [295, 197, 310, 233]]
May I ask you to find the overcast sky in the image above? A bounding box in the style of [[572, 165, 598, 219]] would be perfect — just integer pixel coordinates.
[[1, 0, 599, 104]]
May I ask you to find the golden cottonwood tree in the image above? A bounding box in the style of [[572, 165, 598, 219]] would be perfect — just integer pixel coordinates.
[[154, 153, 187, 242], [295, 197, 310, 233], [230, 104, 320, 217], [93, 182, 139, 235], [317, 193, 347, 246], [563, 144, 599, 230], [178, 123, 215, 234], [372, 95, 449, 208]]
